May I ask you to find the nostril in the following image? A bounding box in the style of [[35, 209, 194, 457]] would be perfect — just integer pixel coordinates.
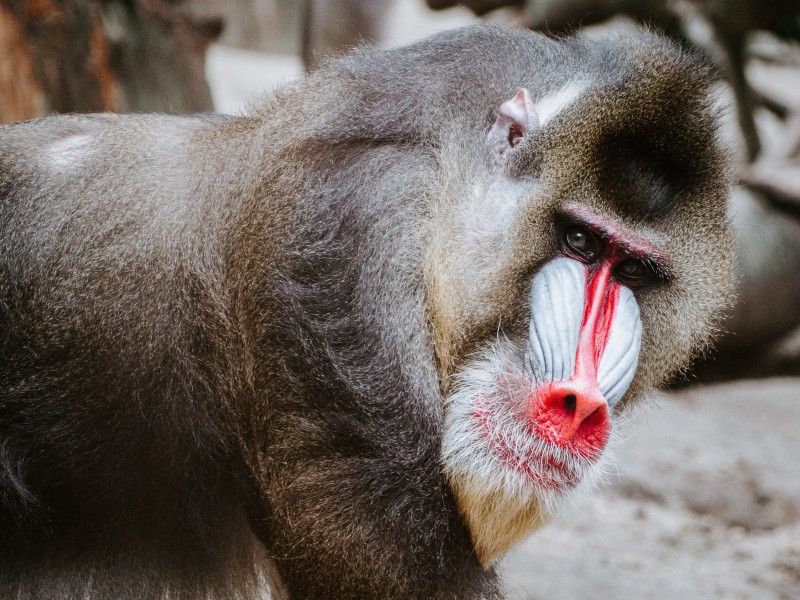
[[529, 382, 611, 457]]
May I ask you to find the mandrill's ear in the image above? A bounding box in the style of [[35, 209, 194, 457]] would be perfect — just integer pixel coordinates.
[[487, 88, 539, 166]]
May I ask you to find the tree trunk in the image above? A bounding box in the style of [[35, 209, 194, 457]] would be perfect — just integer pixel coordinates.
[[0, 0, 221, 124]]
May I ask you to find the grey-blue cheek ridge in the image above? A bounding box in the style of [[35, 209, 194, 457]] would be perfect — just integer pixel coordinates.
[[526, 257, 643, 409], [527, 258, 585, 385], [598, 287, 642, 409]]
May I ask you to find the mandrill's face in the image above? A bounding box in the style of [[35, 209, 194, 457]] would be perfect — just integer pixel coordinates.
[[426, 84, 733, 564]]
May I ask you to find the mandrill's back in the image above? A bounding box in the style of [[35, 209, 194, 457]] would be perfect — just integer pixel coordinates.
[[0, 112, 276, 593]]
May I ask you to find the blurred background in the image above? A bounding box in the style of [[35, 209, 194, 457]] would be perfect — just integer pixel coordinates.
[[1, 1, 799, 598]]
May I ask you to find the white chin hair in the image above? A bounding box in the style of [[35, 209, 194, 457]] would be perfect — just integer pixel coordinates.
[[441, 339, 617, 565]]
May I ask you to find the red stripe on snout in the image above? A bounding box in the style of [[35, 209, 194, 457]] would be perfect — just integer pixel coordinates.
[[576, 262, 620, 379], [529, 261, 618, 459]]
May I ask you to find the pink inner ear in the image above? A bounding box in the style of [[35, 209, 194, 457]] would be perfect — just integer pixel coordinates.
[[508, 123, 524, 147], [488, 88, 539, 164]]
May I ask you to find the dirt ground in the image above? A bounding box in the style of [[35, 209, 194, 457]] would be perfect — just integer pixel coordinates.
[[502, 380, 800, 600], [205, 5, 800, 598]]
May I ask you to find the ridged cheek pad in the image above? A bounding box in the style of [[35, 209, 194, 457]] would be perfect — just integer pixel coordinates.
[[527, 257, 643, 410]]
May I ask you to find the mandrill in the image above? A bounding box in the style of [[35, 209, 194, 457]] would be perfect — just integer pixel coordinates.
[[0, 24, 733, 600]]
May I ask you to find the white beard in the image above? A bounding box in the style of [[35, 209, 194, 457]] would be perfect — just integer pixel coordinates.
[[441, 339, 620, 565]]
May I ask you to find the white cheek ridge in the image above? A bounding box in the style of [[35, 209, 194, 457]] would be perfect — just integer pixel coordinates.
[[46, 133, 94, 170], [597, 286, 642, 408], [527, 257, 585, 384], [534, 81, 587, 126]]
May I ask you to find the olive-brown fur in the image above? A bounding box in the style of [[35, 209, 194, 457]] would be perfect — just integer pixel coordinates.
[[0, 25, 732, 599]]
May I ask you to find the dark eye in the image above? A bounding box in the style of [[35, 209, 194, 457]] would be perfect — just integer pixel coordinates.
[[564, 226, 602, 262], [616, 258, 652, 284]]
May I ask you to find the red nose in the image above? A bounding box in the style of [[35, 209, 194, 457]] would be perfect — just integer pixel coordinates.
[[526, 259, 617, 459], [529, 379, 610, 459]]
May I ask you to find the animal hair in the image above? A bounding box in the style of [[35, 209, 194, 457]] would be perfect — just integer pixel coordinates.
[[0, 25, 732, 599]]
